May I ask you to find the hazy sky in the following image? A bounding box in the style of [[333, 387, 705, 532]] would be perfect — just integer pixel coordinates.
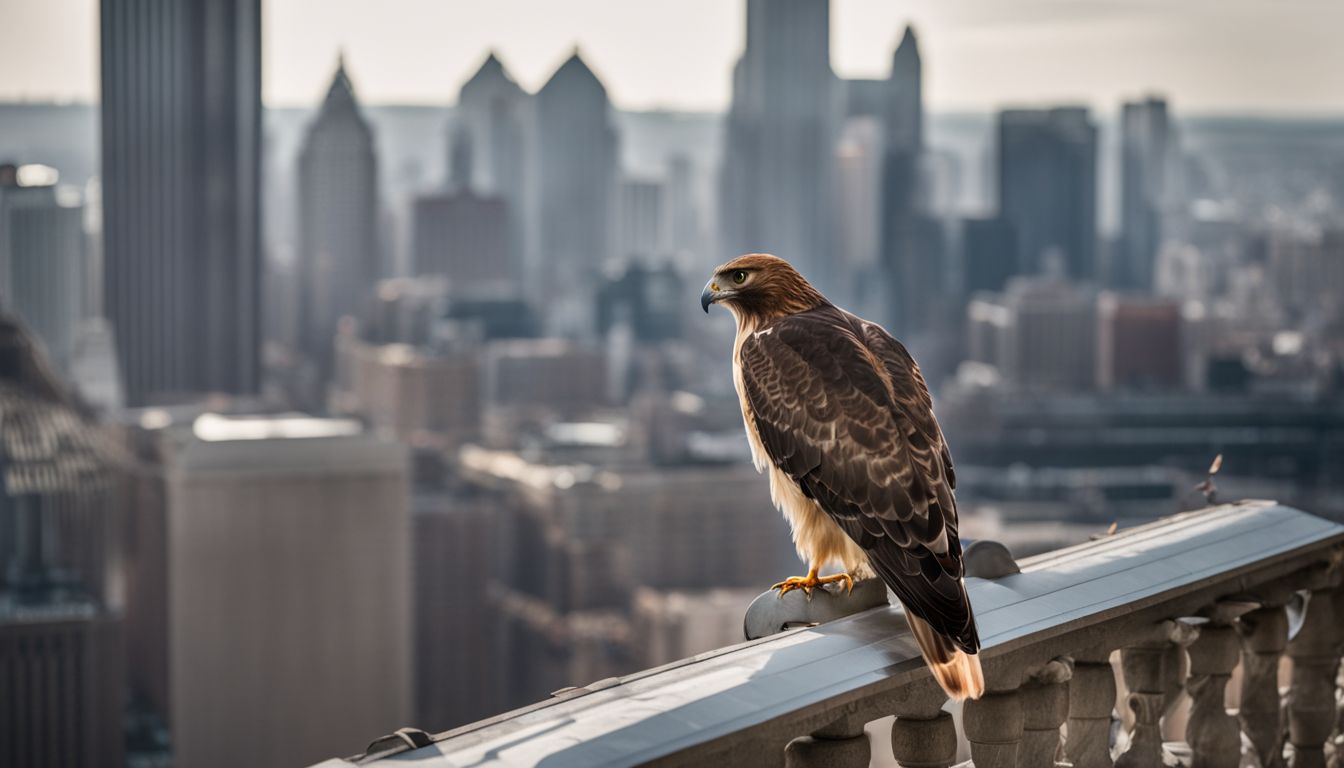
[[4, 0, 1342, 114]]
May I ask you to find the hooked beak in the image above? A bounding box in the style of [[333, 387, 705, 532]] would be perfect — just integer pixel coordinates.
[[700, 280, 719, 314]]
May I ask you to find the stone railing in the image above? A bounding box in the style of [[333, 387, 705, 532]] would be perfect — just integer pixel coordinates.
[[312, 501, 1344, 768]]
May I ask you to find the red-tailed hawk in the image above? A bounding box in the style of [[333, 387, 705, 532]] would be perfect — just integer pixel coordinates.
[[701, 253, 983, 700]]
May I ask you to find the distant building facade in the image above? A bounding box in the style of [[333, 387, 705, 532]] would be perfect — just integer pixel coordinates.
[[997, 107, 1098, 282], [163, 414, 411, 768], [534, 53, 618, 335], [296, 58, 380, 383], [720, 0, 834, 290], [100, 0, 262, 405], [451, 53, 530, 272], [1117, 97, 1180, 291], [0, 317, 125, 768], [1097, 294, 1184, 391], [0, 167, 85, 372], [961, 216, 1019, 297], [411, 191, 513, 290]]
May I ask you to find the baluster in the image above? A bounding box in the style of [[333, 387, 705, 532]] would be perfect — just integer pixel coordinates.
[[785, 711, 871, 768], [890, 692, 958, 768], [1067, 647, 1118, 768], [1288, 586, 1342, 768], [1017, 658, 1071, 768], [1238, 598, 1290, 768], [1117, 620, 1198, 768], [965, 687, 1024, 768], [1186, 601, 1258, 768]]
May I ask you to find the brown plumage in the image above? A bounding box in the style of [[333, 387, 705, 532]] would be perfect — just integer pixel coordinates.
[[701, 253, 983, 701]]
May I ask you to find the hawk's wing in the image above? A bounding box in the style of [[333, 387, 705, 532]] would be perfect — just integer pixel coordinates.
[[739, 306, 978, 652]]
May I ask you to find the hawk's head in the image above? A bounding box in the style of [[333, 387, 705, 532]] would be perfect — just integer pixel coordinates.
[[700, 253, 828, 321]]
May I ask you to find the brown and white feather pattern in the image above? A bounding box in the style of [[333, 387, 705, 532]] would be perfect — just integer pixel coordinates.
[[733, 304, 981, 657]]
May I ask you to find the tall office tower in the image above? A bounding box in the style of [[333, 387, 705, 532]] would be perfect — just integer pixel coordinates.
[[100, 0, 261, 406], [1118, 97, 1179, 291], [0, 165, 85, 372], [997, 107, 1098, 282], [878, 26, 944, 336], [0, 317, 124, 768], [296, 57, 380, 385], [453, 53, 529, 269], [164, 413, 410, 768], [961, 216, 1019, 297], [534, 52, 618, 335], [882, 25, 923, 219], [720, 0, 834, 291]]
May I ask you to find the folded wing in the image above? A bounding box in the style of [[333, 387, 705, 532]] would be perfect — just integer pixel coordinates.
[[738, 306, 978, 653]]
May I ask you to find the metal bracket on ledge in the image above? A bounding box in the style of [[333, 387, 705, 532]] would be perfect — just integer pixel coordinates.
[[743, 577, 889, 640], [962, 539, 1021, 580]]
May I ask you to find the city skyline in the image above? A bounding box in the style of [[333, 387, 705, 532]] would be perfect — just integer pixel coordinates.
[[6, 0, 1344, 114]]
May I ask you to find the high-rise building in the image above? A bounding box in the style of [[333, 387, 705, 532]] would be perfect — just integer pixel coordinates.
[[997, 107, 1098, 281], [163, 413, 411, 768], [720, 0, 834, 290], [0, 316, 124, 768], [534, 52, 618, 335], [296, 56, 380, 382], [961, 216, 1019, 297], [100, 0, 262, 406], [882, 25, 923, 217], [0, 165, 85, 372], [1117, 97, 1180, 291], [452, 53, 529, 270], [411, 191, 513, 290], [877, 27, 947, 337]]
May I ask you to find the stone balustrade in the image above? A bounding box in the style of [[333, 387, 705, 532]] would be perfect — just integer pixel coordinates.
[[312, 501, 1344, 768]]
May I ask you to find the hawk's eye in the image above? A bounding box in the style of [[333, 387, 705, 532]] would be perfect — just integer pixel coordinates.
[[732, 270, 747, 285]]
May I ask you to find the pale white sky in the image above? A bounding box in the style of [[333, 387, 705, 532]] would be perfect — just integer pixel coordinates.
[[3, 0, 1342, 113]]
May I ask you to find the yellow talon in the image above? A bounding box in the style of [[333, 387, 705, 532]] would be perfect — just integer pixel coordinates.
[[771, 567, 854, 598]]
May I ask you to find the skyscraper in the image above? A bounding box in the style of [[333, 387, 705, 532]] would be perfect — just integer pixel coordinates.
[[997, 107, 1098, 281], [720, 0, 834, 290], [0, 316, 124, 768], [100, 0, 261, 406], [0, 165, 85, 372], [1118, 96, 1179, 291], [164, 414, 411, 768], [882, 26, 923, 218], [452, 53, 529, 271], [296, 56, 380, 383], [534, 51, 618, 335], [878, 26, 944, 336]]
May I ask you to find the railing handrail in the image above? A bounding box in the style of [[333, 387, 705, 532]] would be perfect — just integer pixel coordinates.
[[313, 500, 1344, 768]]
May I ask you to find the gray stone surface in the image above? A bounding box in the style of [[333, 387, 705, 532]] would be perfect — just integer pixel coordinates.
[[313, 501, 1344, 768]]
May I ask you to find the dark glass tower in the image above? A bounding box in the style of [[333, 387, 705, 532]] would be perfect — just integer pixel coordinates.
[[100, 0, 261, 405]]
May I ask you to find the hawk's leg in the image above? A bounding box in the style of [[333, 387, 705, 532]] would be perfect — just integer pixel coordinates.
[[771, 566, 854, 598]]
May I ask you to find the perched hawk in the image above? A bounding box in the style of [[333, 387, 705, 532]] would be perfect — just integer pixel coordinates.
[[701, 253, 983, 700]]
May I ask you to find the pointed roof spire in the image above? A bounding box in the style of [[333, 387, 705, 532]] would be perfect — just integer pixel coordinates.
[[542, 46, 606, 95], [319, 52, 360, 116]]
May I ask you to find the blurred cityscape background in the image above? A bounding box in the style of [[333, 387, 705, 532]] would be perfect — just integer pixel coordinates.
[[2, 0, 1343, 766]]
